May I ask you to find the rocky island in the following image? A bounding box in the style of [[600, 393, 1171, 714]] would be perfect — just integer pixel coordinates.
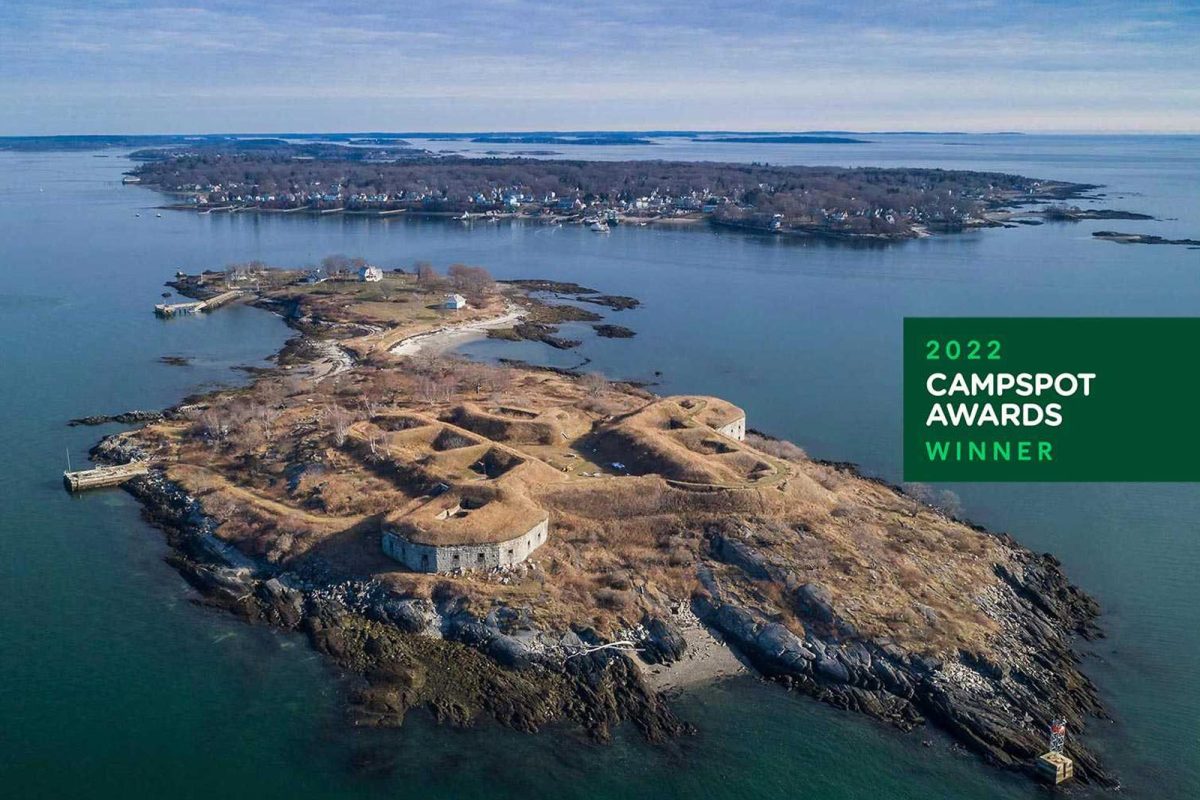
[[86, 263, 1114, 786]]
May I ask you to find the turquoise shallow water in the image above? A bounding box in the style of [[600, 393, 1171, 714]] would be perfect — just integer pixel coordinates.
[[0, 136, 1197, 798]]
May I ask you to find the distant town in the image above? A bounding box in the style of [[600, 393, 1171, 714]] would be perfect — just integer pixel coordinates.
[[127, 142, 1093, 240]]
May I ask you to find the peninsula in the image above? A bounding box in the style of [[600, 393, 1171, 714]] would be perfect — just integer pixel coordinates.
[[82, 262, 1115, 787], [127, 143, 1100, 241]]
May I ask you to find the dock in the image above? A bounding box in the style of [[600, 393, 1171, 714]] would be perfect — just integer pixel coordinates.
[[154, 300, 205, 316], [63, 461, 150, 492], [155, 289, 244, 317]]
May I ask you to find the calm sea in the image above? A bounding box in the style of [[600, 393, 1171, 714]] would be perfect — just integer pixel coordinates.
[[1, 134, 1196, 799]]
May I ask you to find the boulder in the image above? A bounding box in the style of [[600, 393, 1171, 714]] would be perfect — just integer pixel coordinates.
[[378, 598, 434, 634], [488, 635, 533, 670], [639, 615, 687, 664], [709, 532, 772, 580]]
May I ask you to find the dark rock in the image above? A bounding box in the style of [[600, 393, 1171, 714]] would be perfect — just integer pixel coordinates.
[[593, 324, 636, 339], [376, 598, 433, 634], [713, 604, 759, 646], [639, 615, 687, 664], [709, 531, 773, 580], [488, 635, 533, 669], [793, 582, 836, 624], [68, 410, 163, 427], [815, 655, 851, 683]]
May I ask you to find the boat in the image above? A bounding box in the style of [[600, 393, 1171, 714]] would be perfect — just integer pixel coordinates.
[[156, 212, 162, 218], [589, 221, 609, 232]]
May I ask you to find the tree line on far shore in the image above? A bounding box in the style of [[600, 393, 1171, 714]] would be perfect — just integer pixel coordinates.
[[135, 147, 1067, 235]]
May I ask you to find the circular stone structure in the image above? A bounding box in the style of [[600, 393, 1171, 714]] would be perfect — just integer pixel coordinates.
[[382, 515, 548, 573]]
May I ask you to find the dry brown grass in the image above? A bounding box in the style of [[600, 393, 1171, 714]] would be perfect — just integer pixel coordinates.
[[134, 354, 1010, 653]]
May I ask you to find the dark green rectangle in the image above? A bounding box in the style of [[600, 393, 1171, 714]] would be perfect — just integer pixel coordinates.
[[903, 318, 1200, 482]]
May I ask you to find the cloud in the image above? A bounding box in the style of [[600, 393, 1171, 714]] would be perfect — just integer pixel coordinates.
[[0, 0, 1196, 133]]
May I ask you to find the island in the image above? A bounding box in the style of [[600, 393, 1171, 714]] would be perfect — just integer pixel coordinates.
[[126, 142, 1102, 241], [1092, 230, 1200, 247], [80, 262, 1115, 787]]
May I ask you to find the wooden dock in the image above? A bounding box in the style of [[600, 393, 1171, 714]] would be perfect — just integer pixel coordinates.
[[63, 461, 150, 492], [155, 289, 244, 317]]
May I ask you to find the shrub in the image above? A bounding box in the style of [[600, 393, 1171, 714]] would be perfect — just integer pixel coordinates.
[[745, 432, 808, 462]]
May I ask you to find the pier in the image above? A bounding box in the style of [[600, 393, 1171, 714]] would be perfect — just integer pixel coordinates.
[[155, 289, 244, 317], [63, 461, 150, 492]]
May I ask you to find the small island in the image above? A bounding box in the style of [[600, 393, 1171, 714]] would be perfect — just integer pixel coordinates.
[[81, 262, 1115, 786], [1092, 230, 1200, 247]]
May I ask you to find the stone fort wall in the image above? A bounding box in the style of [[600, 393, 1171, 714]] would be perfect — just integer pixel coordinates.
[[382, 517, 549, 573], [717, 415, 746, 441]]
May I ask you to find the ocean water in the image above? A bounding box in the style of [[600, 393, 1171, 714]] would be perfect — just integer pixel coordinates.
[[0, 135, 1196, 799]]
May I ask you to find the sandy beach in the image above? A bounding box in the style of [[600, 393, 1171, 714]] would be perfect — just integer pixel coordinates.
[[390, 303, 527, 357], [637, 608, 749, 692]]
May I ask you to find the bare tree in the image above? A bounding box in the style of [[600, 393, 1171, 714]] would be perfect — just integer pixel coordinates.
[[414, 373, 457, 405], [447, 264, 495, 301], [414, 261, 439, 285], [204, 493, 240, 523], [902, 482, 964, 518], [480, 364, 514, 396], [196, 408, 229, 447], [414, 376, 440, 405], [231, 416, 268, 452], [324, 404, 353, 446], [366, 431, 384, 460], [359, 393, 379, 419], [580, 371, 608, 397], [320, 254, 352, 277]]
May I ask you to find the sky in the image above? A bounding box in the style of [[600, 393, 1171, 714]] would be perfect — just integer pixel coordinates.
[[1, 0, 1197, 135]]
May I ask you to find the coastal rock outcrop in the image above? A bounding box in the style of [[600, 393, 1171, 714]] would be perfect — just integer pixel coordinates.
[[69, 410, 163, 427], [111, 462, 688, 745], [697, 521, 1115, 786]]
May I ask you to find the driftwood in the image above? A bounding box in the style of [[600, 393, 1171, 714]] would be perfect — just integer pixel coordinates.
[[564, 640, 638, 660]]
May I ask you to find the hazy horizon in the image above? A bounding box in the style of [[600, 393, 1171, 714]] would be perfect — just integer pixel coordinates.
[[3, 129, 1199, 139], [2, 1, 1197, 136]]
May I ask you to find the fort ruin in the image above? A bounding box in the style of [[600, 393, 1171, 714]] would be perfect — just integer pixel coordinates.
[[369, 396, 751, 573]]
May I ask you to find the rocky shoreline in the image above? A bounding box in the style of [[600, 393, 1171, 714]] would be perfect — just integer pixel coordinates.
[[99, 438, 688, 744], [83, 272, 1117, 788], [90, 415, 1116, 786], [698, 522, 1112, 784]]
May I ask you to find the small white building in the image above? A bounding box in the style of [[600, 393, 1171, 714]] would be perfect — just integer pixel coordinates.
[[443, 293, 468, 310], [358, 265, 383, 282]]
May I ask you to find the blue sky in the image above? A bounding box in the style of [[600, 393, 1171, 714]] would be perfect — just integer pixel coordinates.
[[1, 0, 1197, 134]]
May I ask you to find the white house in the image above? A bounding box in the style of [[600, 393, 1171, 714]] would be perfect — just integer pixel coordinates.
[[358, 265, 383, 282], [443, 293, 468, 310]]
